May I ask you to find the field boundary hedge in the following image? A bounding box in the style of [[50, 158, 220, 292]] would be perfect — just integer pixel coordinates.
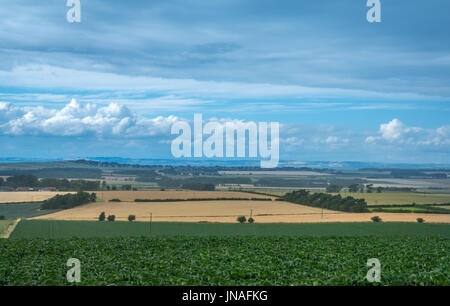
[[134, 197, 273, 202]]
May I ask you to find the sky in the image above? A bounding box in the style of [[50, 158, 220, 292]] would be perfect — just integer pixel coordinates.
[[0, 0, 449, 164]]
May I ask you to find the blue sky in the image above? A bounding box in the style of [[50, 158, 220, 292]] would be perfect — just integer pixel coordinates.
[[0, 0, 449, 163]]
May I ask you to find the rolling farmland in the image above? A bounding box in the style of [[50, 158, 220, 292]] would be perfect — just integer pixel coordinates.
[[334, 192, 450, 205], [96, 190, 274, 201], [0, 191, 75, 203], [31, 199, 450, 223]]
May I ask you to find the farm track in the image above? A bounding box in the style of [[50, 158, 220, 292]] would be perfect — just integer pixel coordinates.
[[0, 218, 21, 239]]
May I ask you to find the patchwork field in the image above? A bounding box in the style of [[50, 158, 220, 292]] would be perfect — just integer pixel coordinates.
[[31, 200, 450, 223], [333, 192, 450, 205], [95, 190, 274, 201], [0, 202, 60, 219], [32, 200, 334, 222], [0, 191, 75, 203]]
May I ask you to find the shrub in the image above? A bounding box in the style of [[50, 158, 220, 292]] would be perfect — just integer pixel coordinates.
[[128, 215, 136, 222], [107, 215, 116, 222], [0, 215, 5, 220], [248, 217, 255, 224], [371, 216, 382, 222], [98, 212, 106, 222], [237, 216, 246, 223], [417, 218, 425, 223], [109, 199, 121, 202]]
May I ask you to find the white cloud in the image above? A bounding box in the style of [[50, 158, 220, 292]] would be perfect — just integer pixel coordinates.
[[0, 99, 178, 138], [367, 118, 450, 146]]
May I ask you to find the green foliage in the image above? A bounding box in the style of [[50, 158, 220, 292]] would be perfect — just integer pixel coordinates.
[[348, 184, 360, 193], [98, 212, 106, 222], [6, 175, 39, 188], [0, 236, 448, 285], [109, 199, 122, 202], [280, 190, 368, 212], [0, 168, 102, 179], [128, 215, 136, 222], [417, 218, 425, 223], [326, 185, 342, 193], [41, 192, 94, 210], [237, 216, 246, 223], [181, 182, 215, 191], [107, 215, 116, 222], [122, 185, 132, 191], [2, 175, 100, 191], [0, 215, 5, 220], [371, 216, 382, 223], [248, 217, 255, 224]]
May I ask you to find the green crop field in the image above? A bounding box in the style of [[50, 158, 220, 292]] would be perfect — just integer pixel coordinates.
[[0, 236, 448, 285], [0, 203, 60, 219], [9, 220, 450, 239]]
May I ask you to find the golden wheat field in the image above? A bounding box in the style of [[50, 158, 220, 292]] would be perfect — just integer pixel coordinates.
[[31, 200, 450, 223], [0, 191, 76, 203], [95, 190, 274, 201], [33, 200, 335, 222]]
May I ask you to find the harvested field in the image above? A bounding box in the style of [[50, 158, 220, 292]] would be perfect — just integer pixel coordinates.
[[33, 200, 335, 222], [31, 200, 450, 223], [0, 191, 75, 203], [95, 190, 274, 201]]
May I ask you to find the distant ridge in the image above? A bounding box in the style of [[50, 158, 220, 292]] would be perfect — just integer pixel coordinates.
[[0, 157, 449, 170]]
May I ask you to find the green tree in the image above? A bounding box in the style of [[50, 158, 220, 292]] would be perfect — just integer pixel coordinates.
[[237, 216, 247, 223], [348, 184, 359, 193], [128, 215, 136, 222], [107, 215, 116, 222], [98, 212, 106, 222], [371, 216, 382, 222], [326, 185, 342, 193]]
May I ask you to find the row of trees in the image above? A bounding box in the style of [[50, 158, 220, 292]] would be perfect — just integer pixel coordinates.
[[41, 192, 96, 210], [0, 175, 100, 191], [280, 190, 369, 212], [326, 184, 383, 193]]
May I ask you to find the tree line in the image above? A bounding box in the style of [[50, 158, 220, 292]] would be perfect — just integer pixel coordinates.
[[41, 192, 96, 210], [280, 190, 369, 212], [0, 175, 100, 191]]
